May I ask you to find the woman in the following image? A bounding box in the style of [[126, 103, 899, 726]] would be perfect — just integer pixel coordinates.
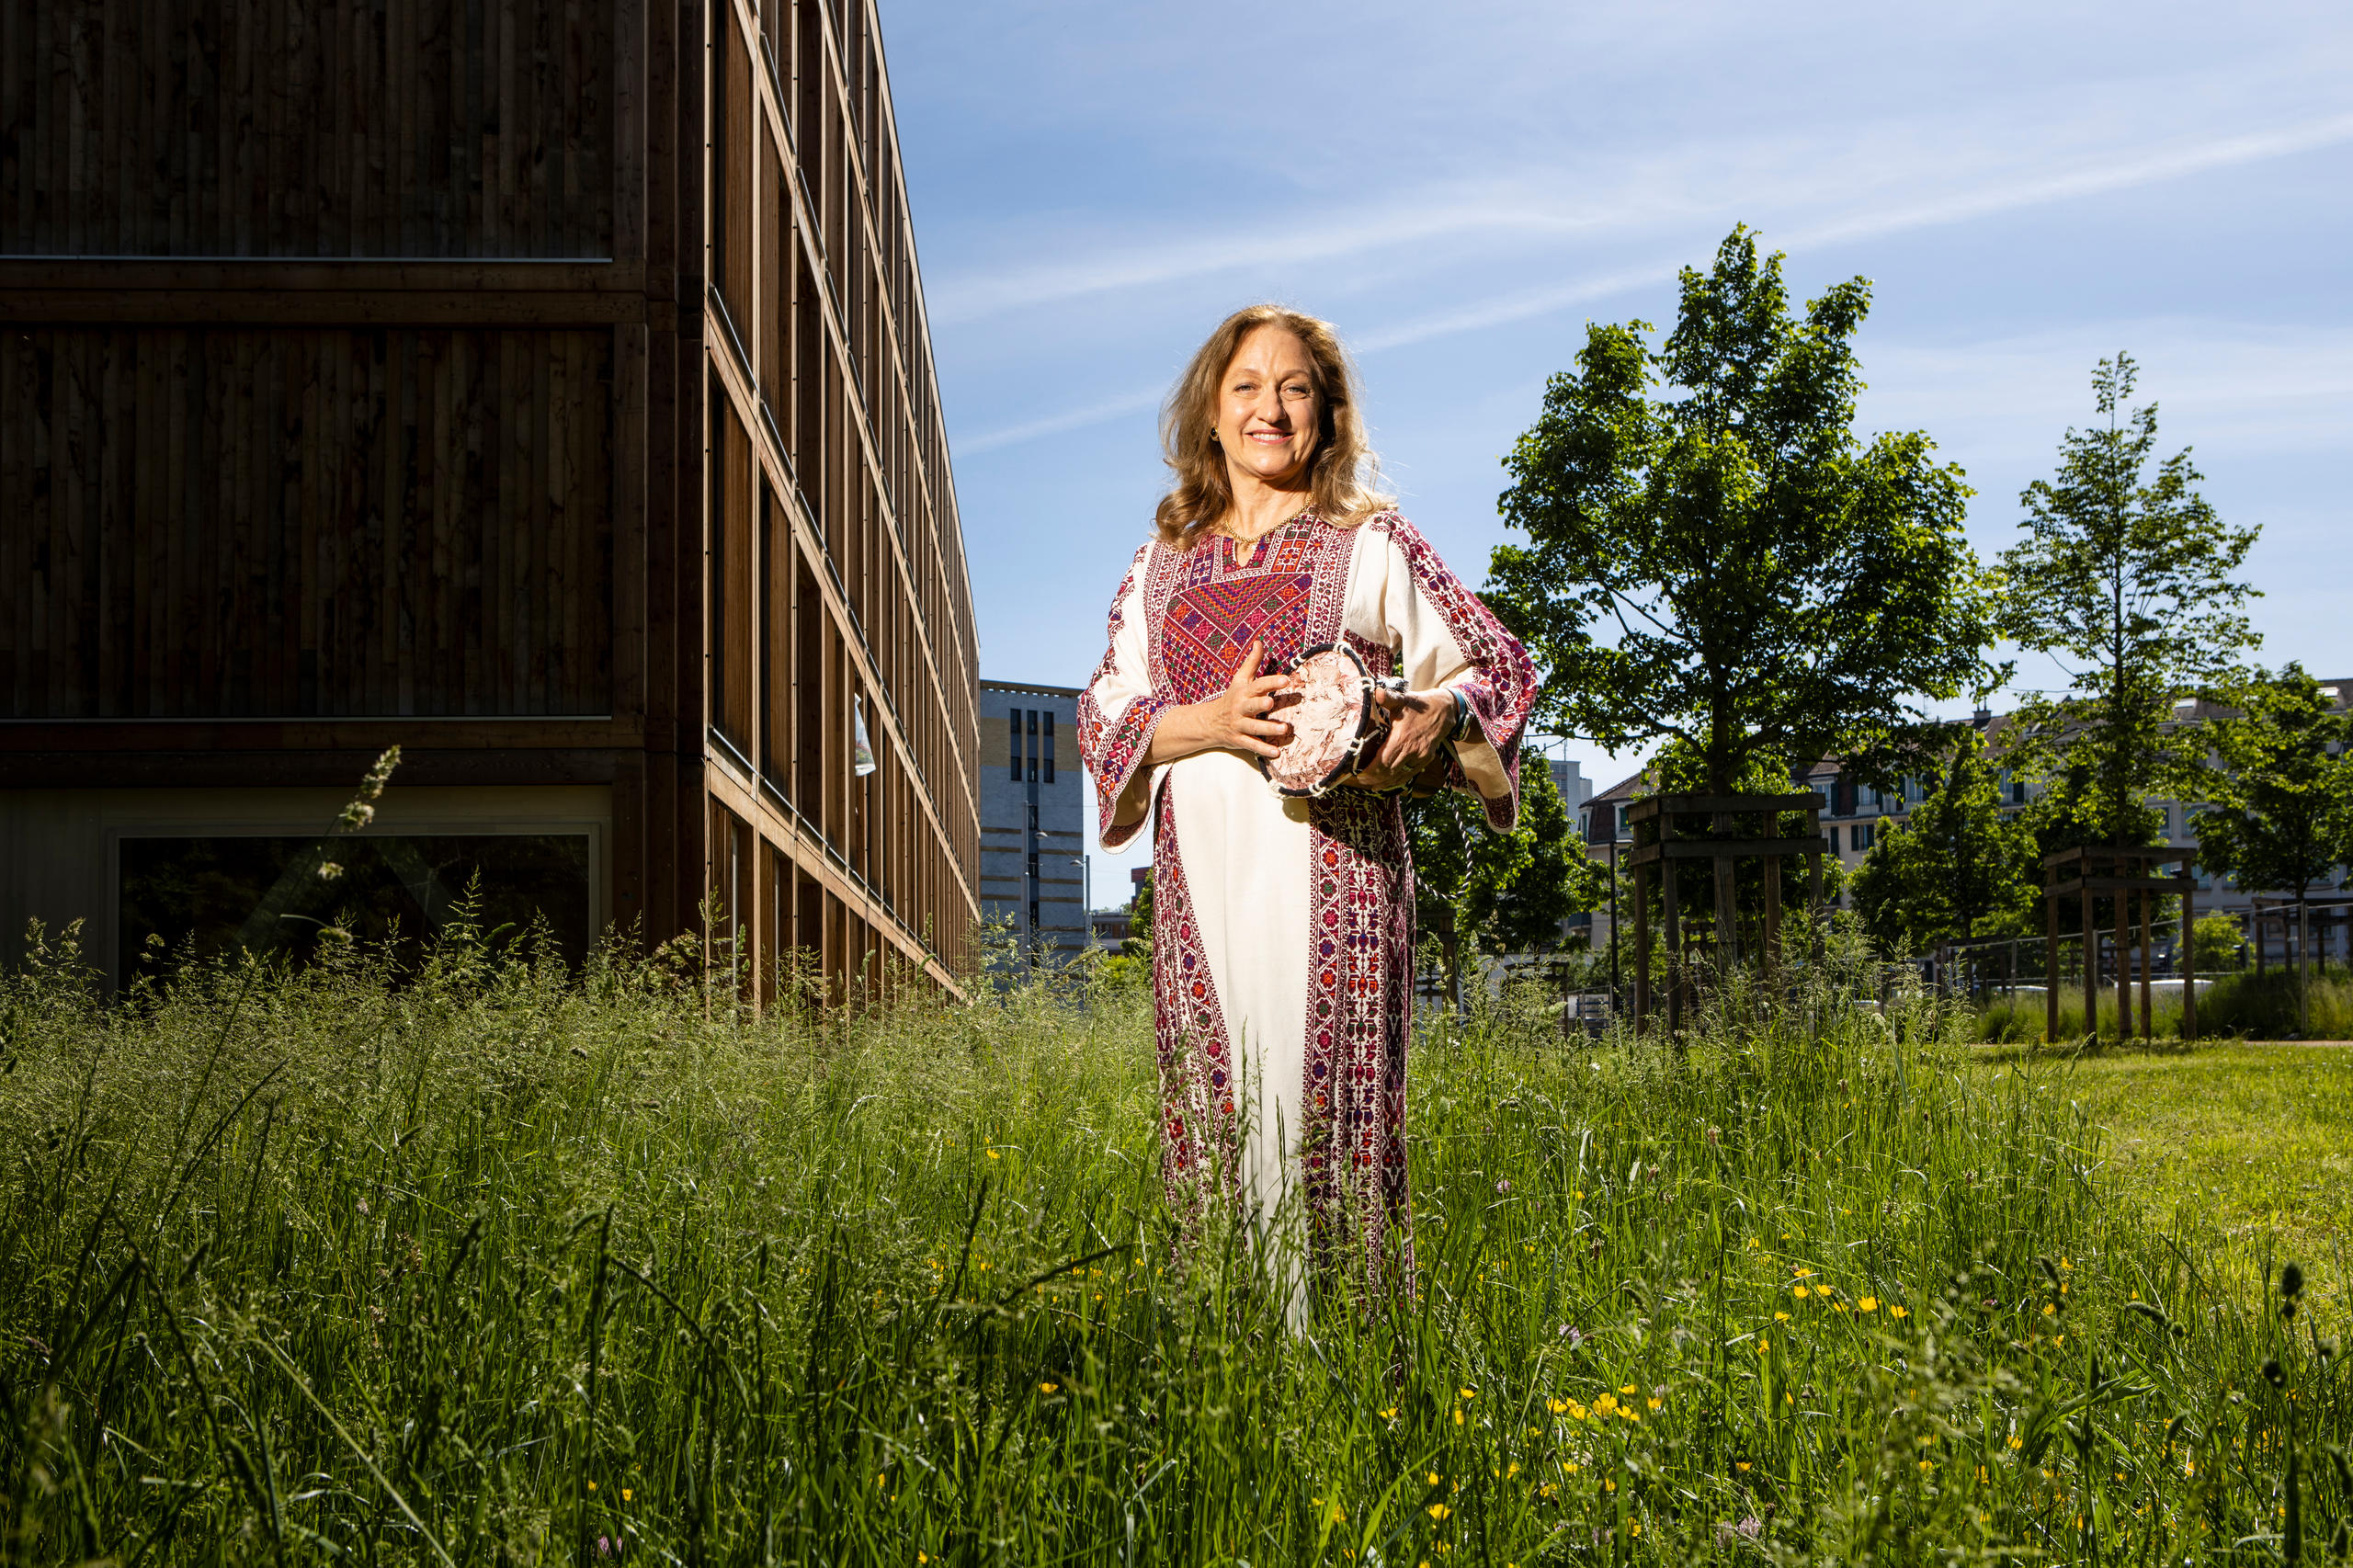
[[1078, 305, 1536, 1316]]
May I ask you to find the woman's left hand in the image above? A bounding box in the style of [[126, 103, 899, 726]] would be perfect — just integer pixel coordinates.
[[1349, 687, 1456, 791]]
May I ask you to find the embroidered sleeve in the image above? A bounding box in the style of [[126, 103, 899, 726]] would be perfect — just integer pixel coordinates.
[[1374, 515, 1538, 832], [1078, 542, 1169, 850]]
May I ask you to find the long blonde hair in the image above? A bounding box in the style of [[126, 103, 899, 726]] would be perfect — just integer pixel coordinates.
[[1154, 304, 1392, 550]]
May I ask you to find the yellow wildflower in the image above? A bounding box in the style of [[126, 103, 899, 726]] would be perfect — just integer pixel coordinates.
[[1859, 1297, 1878, 1312], [1427, 1503, 1451, 1520]]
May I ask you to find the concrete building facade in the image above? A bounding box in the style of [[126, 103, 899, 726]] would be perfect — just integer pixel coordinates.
[[978, 681, 1087, 964]]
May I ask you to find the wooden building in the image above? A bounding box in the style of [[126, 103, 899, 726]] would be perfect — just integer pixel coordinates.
[[0, 0, 982, 995]]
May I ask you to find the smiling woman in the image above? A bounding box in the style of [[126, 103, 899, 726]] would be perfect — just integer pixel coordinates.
[[1077, 305, 1538, 1323]]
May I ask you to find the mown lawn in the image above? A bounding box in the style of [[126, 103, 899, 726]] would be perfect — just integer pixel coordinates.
[[2008, 1042, 2353, 1311]]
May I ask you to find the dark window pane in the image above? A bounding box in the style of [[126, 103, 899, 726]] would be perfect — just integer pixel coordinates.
[[120, 835, 593, 976], [1042, 710, 1055, 784]]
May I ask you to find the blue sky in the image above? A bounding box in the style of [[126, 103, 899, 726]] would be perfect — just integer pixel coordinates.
[[879, 1, 2353, 907]]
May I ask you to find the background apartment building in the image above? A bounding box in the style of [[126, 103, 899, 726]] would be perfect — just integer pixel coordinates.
[[0, 0, 981, 998], [978, 681, 1087, 964]]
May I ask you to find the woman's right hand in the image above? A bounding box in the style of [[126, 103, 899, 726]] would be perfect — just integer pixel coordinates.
[[1204, 642, 1296, 758], [1144, 641, 1296, 769]]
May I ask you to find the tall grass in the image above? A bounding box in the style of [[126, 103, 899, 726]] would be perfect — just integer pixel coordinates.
[[1979, 963, 2353, 1042], [2, 917, 2347, 1563]]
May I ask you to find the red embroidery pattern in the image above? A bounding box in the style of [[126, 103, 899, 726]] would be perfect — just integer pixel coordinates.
[[1077, 542, 1167, 849], [1150, 787, 1241, 1237], [1370, 513, 1539, 833], [1147, 517, 1349, 699], [1164, 573, 1313, 696], [1301, 790, 1416, 1301]]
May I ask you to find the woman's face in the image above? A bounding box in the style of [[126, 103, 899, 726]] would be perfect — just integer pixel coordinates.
[[1212, 325, 1322, 488]]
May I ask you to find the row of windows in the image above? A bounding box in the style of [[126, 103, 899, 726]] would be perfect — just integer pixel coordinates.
[[1007, 710, 1058, 785]]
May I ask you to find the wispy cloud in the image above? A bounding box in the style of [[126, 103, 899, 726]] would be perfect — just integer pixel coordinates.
[[1792, 110, 2353, 249], [1355, 110, 2353, 354], [950, 109, 2353, 456], [960, 385, 1165, 454], [926, 195, 1610, 324]]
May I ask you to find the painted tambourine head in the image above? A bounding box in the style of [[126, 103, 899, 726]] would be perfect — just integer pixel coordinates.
[[1260, 642, 1402, 798]]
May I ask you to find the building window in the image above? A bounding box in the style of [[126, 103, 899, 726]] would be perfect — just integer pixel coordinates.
[[119, 834, 594, 975], [1027, 710, 1040, 783], [1851, 823, 1874, 851], [1042, 710, 1056, 785], [1007, 713, 1021, 782]]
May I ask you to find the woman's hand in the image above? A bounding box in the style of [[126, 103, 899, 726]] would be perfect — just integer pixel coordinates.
[[1143, 641, 1296, 767], [1348, 686, 1457, 791], [1205, 642, 1298, 758]]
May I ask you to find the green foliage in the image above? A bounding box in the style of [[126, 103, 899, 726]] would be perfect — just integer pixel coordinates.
[[1850, 735, 2040, 954], [2191, 911, 2246, 974], [1489, 226, 1997, 795], [1123, 869, 1154, 957], [1410, 758, 1604, 998], [2193, 662, 2353, 903], [3, 930, 2347, 1562], [1997, 353, 2261, 846]]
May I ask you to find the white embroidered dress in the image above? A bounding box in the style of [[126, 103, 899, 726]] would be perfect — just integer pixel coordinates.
[[1077, 511, 1536, 1312]]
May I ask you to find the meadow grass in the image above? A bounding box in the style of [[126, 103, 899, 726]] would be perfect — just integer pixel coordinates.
[[2, 918, 2348, 1565]]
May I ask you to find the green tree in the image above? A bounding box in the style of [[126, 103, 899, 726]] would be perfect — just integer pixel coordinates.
[[1488, 226, 1998, 798], [1122, 870, 1154, 959], [1997, 353, 2260, 846], [1849, 736, 2039, 956], [2189, 911, 2245, 974], [1410, 757, 1605, 1006], [2194, 665, 2353, 1025]]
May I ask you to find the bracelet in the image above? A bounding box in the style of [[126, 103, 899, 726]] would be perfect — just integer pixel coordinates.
[[1447, 688, 1471, 744]]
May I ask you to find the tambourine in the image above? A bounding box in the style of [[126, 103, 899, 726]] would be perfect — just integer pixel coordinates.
[[1259, 642, 1405, 799]]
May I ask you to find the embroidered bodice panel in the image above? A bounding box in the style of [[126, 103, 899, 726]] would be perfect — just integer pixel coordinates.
[[1152, 517, 1358, 704]]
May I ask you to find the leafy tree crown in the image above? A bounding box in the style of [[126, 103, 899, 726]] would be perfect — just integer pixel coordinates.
[[1488, 225, 1997, 796]]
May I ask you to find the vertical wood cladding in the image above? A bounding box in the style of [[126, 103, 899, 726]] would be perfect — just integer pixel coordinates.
[[0, 0, 981, 995], [0, 325, 616, 720], [701, 0, 981, 985], [0, 0, 615, 257]]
